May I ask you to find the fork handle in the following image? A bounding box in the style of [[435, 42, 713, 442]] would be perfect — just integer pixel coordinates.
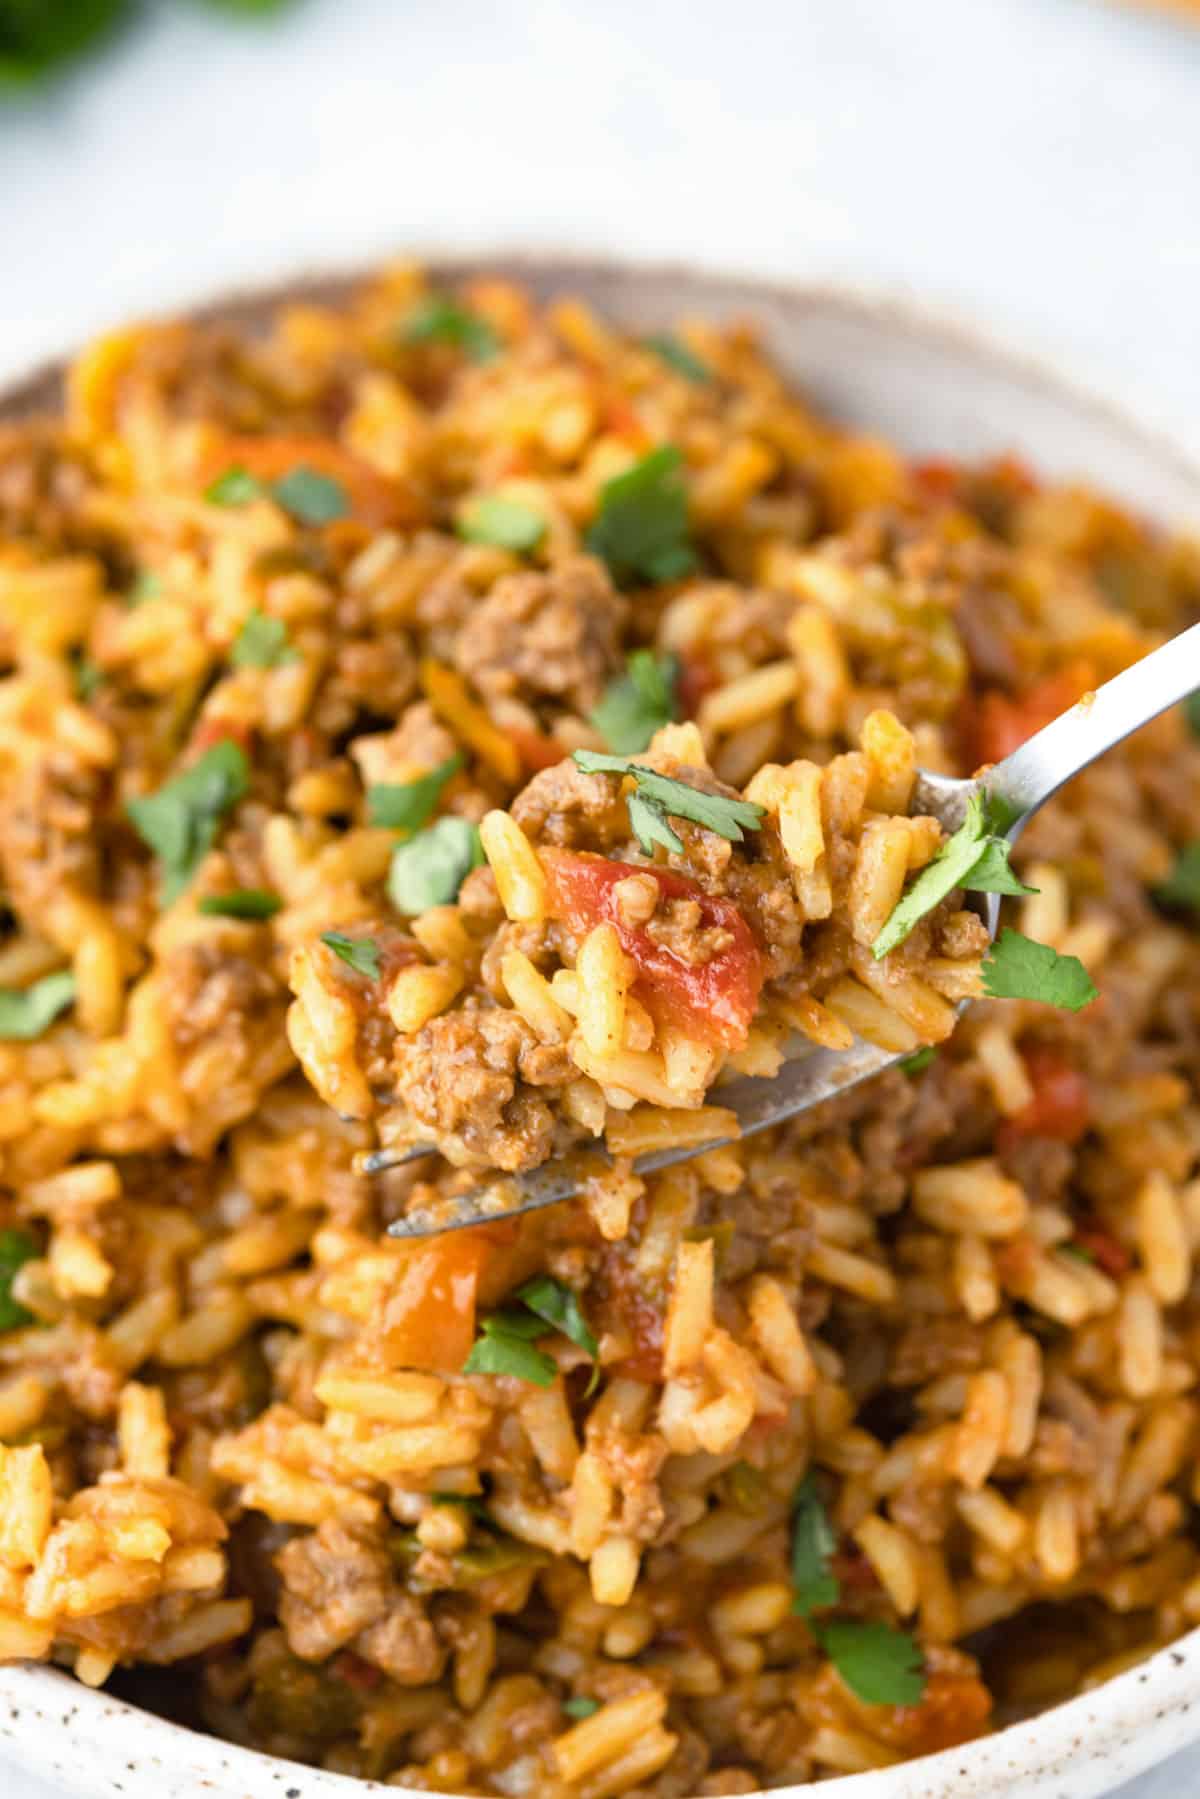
[[985, 619, 1200, 832]]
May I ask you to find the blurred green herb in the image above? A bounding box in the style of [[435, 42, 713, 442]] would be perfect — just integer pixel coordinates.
[[1, 0, 295, 92]]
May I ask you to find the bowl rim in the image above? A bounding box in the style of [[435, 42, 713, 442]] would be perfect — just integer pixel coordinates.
[[1, 250, 1198, 1799]]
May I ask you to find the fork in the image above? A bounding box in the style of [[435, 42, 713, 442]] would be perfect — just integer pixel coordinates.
[[384, 621, 1200, 1238]]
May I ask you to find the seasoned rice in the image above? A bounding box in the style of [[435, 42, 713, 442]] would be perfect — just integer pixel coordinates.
[[0, 263, 1197, 1791]]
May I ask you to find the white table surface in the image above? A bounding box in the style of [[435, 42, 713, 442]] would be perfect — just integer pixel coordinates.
[[3, 1, 1200, 1792]]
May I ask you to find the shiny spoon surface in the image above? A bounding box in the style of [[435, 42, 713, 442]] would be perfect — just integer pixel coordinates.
[[385, 621, 1200, 1237]]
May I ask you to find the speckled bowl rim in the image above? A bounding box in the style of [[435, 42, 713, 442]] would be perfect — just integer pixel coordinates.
[[0, 251, 1198, 1799]]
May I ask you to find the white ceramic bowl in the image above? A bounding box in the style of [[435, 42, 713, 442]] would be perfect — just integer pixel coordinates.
[[1, 256, 1198, 1799]]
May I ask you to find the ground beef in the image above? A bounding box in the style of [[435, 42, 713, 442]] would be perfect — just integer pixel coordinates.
[[390, 1004, 566, 1171], [455, 557, 627, 714], [276, 1521, 391, 1661], [354, 1600, 445, 1686], [511, 758, 631, 850], [646, 898, 735, 966], [889, 1319, 986, 1387], [0, 756, 102, 922]]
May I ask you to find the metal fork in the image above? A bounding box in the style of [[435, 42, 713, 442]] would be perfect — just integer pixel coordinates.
[[385, 621, 1200, 1238]]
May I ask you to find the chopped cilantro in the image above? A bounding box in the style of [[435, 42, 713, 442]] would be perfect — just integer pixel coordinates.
[[516, 1275, 598, 1361], [899, 1046, 937, 1076], [126, 739, 249, 903], [1154, 842, 1200, 914], [982, 928, 1098, 1012], [562, 1696, 601, 1721], [1061, 1241, 1094, 1264], [0, 1230, 38, 1333], [400, 296, 500, 363], [572, 751, 764, 856], [205, 464, 347, 525], [873, 791, 1036, 959], [319, 932, 382, 980], [590, 650, 679, 754], [819, 1618, 927, 1707], [585, 446, 698, 587], [790, 1473, 840, 1617], [431, 1492, 492, 1523], [643, 332, 712, 384], [197, 888, 281, 920], [387, 816, 483, 916], [0, 972, 76, 1042], [205, 465, 264, 507], [367, 754, 463, 837], [457, 495, 546, 553], [0, 0, 129, 87], [272, 466, 348, 526], [1185, 691, 1200, 739], [231, 610, 298, 670], [464, 1311, 557, 1387], [789, 1471, 926, 1706]]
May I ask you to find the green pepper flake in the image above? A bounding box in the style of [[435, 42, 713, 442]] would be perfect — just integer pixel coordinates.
[[319, 932, 382, 980], [400, 296, 501, 363], [0, 1230, 38, 1333], [0, 972, 76, 1042], [457, 495, 546, 553]]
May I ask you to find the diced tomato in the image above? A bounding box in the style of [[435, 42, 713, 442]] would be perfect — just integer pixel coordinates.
[[909, 457, 962, 500], [333, 1651, 382, 1692], [602, 397, 648, 447], [201, 434, 418, 531], [378, 1226, 498, 1372], [676, 655, 720, 720], [1071, 1223, 1132, 1278], [967, 662, 1095, 768], [510, 726, 564, 773], [542, 849, 764, 1051], [871, 1670, 992, 1755], [830, 1549, 881, 1594], [997, 1045, 1091, 1151], [186, 718, 254, 759]]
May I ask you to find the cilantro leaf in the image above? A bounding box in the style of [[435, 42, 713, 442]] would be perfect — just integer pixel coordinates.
[[644, 333, 712, 384], [1185, 691, 1200, 739], [898, 1046, 937, 1076], [873, 791, 1036, 958], [231, 610, 298, 669], [572, 750, 764, 856], [1154, 842, 1200, 914], [590, 650, 679, 754], [320, 931, 382, 980], [197, 888, 281, 920], [272, 466, 348, 526], [790, 1473, 840, 1617], [0, 972, 76, 1042], [981, 928, 1098, 1011], [562, 1697, 601, 1720], [516, 1275, 599, 1360], [0, 0, 130, 87], [387, 816, 483, 916], [73, 654, 102, 701], [458, 496, 546, 553], [431, 1492, 492, 1523], [127, 740, 249, 903], [400, 296, 500, 363], [585, 446, 698, 587], [818, 1619, 926, 1707], [368, 755, 463, 836], [205, 465, 265, 507], [464, 1316, 557, 1387], [0, 1230, 38, 1333]]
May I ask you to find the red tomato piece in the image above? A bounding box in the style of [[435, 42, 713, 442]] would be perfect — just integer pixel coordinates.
[[378, 1227, 497, 1372], [510, 726, 565, 773], [186, 719, 253, 760], [676, 654, 720, 720], [1071, 1224, 1132, 1278], [542, 849, 764, 1051], [909, 456, 962, 500], [997, 1045, 1091, 1150], [333, 1651, 382, 1692], [968, 663, 1095, 768], [875, 1670, 993, 1756]]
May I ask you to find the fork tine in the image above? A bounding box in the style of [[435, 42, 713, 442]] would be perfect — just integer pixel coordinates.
[[384, 1035, 901, 1237]]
